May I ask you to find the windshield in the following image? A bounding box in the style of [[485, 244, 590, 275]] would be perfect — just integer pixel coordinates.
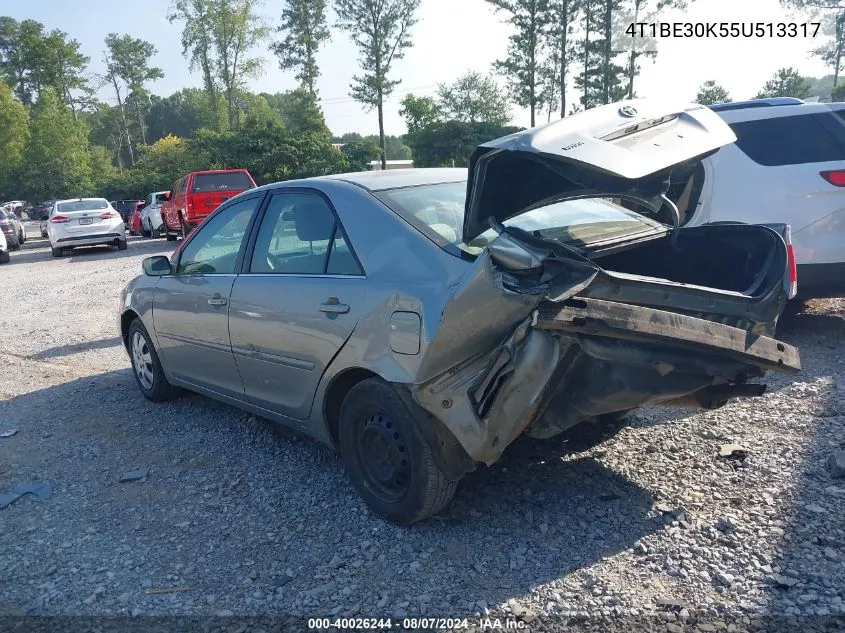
[[191, 172, 253, 193], [374, 181, 667, 257], [57, 200, 109, 213]]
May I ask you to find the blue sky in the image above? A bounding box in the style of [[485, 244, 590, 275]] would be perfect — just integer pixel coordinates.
[[0, 0, 832, 136]]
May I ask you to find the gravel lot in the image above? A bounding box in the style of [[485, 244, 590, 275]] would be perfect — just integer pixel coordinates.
[[1, 223, 844, 631]]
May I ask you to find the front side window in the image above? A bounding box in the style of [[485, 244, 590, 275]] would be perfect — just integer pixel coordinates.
[[176, 197, 259, 274], [249, 192, 362, 275]]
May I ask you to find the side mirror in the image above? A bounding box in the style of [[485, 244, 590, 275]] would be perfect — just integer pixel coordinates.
[[143, 255, 172, 277]]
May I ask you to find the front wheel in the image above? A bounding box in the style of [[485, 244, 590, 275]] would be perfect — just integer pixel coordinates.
[[338, 378, 458, 524], [127, 319, 180, 402]]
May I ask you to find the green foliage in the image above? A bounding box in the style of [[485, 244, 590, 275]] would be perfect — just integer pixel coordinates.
[[261, 88, 330, 135], [833, 82, 845, 101], [399, 94, 439, 136], [409, 120, 522, 168], [435, 71, 511, 126], [0, 82, 28, 197], [341, 138, 381, 171], [145, 88, 226, 141], [334, 0, 421, 167], [271, 0, 330, 95], [488, 0, 549, 127], [694, 80, 731, 105], [755, 67, 812, 99], [542, 0, 579, 118], [18, 87, 92, 200], [169, 0, 269, 130], [0, 17, 89, 112]]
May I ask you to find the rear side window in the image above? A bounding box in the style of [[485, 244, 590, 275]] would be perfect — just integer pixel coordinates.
[[192, 172, 253, 193], [729, 113, 845, 166]]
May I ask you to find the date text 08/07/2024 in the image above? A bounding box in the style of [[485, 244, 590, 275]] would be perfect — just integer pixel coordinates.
[[625, 21, 821, 39], [306, 617, 528, 630]]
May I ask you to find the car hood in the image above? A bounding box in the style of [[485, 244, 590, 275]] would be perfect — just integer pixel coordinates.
[[463, 99, 737, 240]]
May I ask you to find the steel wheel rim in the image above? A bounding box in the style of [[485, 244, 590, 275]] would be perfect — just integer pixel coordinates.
[[131, 331, 155, 390], [357, 411, 411, 503]]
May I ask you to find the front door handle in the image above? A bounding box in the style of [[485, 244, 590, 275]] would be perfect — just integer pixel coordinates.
[[208, 293, 228, 306], [319, 297, 350, 314]]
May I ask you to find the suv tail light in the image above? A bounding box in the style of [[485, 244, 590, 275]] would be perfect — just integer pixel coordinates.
[[820, 170, 845, 186], [50, 215, 70, 224], [783, 225, 798, 299]]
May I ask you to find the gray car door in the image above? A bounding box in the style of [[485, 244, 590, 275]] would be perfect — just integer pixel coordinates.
[[228, 190, 367, 420], [153, 195, 263, 399]]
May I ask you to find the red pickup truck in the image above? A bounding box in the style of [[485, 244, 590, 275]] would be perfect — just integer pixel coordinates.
[[161, 169, 256, 240]]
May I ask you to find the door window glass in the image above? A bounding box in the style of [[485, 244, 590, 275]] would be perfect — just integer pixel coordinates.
[[250, 192, 361, 275], [176, 198, 258, 274]]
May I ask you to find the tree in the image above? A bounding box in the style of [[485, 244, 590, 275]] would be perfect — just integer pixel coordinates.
[[543, 0, 580, 118], [833, 82, 845, 100], [755, 67, 812, 99], [102, 34, 164, 145], [782, 1, 845, 94], [409, 120, 522, 167], [0, 18, 89, 111], [19, 87, 93, 200], [0, 83, 28, 197], [362, 134, 412, 159], [169, 0, 269, 130], [342, 137, 381, 170], [435, 71, 511, 126], [262, 88, 330, 134], [271, 0, 330, 96], [488, 0, 549, 127], [145, 88, 225, 141], [695, 80, 731, 105], [399, 94, 438, 136], [335, 0, 421, 169]]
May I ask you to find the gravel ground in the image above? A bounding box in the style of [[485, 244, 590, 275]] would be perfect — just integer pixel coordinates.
[[1, 224, 844, 632]]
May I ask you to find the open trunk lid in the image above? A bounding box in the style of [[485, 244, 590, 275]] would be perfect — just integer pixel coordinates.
[[464, 99, 736, 240]]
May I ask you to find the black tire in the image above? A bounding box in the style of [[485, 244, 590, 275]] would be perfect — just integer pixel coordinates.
[[180, 214, 190, 240], [338, 378, 458, 524], [141, 229, 151, 238], [9, 238, 20, 251], [166, 231, 177, 242], [117, 239, 128, 251], [127, 319, 180, 402], [0, 250, 9, 263], [51, 246, 63, 257], [19, 230, 25, 244]]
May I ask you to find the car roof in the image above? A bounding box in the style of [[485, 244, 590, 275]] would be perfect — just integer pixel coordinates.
[[55, 197, 108, 204], [710, 98, 845, 123], [319, 168, 468, 192]]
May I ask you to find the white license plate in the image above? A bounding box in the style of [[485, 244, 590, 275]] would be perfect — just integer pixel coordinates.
[[79, 218, 94, 225]]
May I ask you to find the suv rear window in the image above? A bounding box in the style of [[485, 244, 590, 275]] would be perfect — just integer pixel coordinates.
[[191, 172, 253, 192], [729, 113, 845, 166]]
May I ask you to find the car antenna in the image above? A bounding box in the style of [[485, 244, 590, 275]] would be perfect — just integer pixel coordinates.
[[661, 194, 681, 249]]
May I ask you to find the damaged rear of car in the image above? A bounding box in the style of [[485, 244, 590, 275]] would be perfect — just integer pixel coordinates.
[[368, 100, 800, 521]]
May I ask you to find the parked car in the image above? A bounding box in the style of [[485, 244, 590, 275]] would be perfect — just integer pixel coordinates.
[[36, 200, 56, 237], [161, 169, 256, 241], [129, 201, 145, 236], [139, 191, 169, 238], [118, 100, 801, 524], [110, 199, 144, 227], [0, 209, 24, 250], [0, 227, 8, 263], [684, 97, 845, 299], [48, 198, 127, 257]]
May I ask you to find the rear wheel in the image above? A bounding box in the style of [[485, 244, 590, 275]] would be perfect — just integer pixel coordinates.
[[117, 239, 128, 251], [51, 246, 63, 257], [128, 319, 180, 402], [338, 378, 458, 524], [180, 214, 190, 240], [166, 230, 177, 242], [0, 250, 9, 263]]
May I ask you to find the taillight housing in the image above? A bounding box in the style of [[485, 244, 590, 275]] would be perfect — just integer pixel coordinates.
[[100, 211, 118, 219], [783, 225, 798, 299], [820, 170, 845, 186], [50, 215, 70, 224]]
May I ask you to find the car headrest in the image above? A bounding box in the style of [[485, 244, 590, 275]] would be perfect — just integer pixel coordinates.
[[294, 200, 335, 242]]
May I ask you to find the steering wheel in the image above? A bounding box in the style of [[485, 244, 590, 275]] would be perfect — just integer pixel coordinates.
[[265, 251, 284, 272]]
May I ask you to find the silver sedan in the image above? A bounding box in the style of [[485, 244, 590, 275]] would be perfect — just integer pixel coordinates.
[[118, 100, 800, 524]]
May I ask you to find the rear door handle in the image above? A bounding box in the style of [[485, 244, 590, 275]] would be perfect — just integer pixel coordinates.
[[319, 298, 350, 314], [208, 293, 228, 306]]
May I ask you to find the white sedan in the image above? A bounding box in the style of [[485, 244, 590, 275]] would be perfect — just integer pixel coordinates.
[[47, 198, 127, 257]]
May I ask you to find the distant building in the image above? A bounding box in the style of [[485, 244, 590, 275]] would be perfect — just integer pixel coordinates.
[[368, 159, 414, 171]]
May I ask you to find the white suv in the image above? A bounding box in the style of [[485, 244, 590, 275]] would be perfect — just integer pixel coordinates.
[[48, 198, 127, 257], [679, 98, 845, 299]]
